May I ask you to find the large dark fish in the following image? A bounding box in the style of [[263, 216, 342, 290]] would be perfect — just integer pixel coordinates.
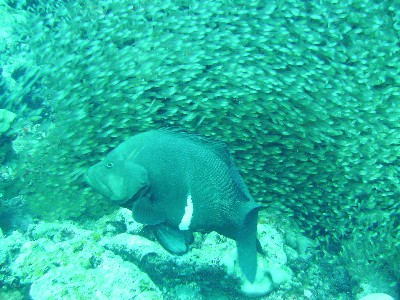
[[85, 128, 262, 282]]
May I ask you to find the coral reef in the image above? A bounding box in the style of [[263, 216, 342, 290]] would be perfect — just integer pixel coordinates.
[[0, 209, 303, 299], [1, 219, 162, 299], [0, 208, 397, 299], [0, 109, 16, 135]]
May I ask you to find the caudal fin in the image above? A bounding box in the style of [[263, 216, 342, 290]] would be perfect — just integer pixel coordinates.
[[236, 205, 262, 283]]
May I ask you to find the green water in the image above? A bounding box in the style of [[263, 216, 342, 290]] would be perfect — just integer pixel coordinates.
[[0, 0, 399, 299]]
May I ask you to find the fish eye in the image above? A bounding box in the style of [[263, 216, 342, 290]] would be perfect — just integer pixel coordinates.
[[106, 162, 114, 169]]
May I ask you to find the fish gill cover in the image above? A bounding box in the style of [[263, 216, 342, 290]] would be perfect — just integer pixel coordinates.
[[1, 0, 399, 290]]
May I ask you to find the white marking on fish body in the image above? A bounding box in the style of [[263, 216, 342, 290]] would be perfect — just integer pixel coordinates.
[[179, 194, 193, 230]]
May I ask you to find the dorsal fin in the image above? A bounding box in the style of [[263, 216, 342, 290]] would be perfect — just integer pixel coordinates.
[[157, 127, 234, 167]]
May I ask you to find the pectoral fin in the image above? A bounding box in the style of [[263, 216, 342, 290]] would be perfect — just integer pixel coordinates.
[[236, 205, 262, 283], [132, 195, 165, 225], [153, 224, 193, 255]]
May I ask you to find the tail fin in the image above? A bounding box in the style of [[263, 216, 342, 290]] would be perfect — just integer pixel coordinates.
[[236, 205, 262, 283]]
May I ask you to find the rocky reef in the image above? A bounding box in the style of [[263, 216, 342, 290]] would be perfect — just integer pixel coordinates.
[[0, 210, 298, 299], [1, 209, 397, 299]]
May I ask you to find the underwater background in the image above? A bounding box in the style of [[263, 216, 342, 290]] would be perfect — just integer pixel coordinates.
[[0, 0, 399, 299]]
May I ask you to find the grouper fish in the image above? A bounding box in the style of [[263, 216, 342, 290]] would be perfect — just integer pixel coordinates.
[[85, 128, 262, 282]]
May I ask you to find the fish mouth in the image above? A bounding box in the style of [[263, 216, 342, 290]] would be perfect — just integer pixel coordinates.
[[84, 169, 113, 199], [85, 165, 138, 204]]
